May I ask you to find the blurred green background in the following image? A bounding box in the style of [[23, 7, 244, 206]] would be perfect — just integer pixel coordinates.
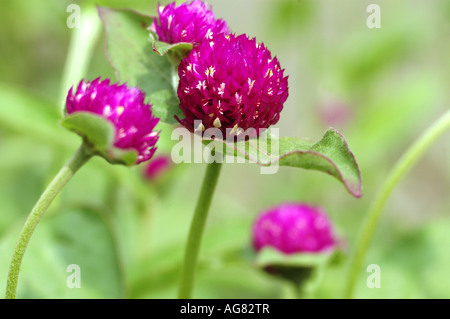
[[0, 0, 449, 299]]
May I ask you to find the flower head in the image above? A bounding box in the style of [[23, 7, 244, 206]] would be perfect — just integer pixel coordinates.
[[252, 203, 336, 254], [144, 154, 172, 181], [65, 78, 159, 165], [151, 0, 229, 46], [177, 33, 289, 138]]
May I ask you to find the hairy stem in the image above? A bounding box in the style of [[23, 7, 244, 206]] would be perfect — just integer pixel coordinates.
[[5, 145, 92, 299]]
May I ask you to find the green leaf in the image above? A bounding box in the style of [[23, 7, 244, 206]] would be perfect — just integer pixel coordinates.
[[98, 6, 183, 124], [61, 112, 114, 151], [61, 112, 138, 166], [208, 128, 362, 197], [254, 247, 335, 290], [255, 247, 333, 269], [109, 147, 139, 166], [148, 89, 181, 124], [149, 32, 193, 65]]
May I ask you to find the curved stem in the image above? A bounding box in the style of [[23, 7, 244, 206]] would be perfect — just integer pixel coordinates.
[[5, 144, 92, 299], [344, 109, 450, 299], [178, 162, 223, 299]]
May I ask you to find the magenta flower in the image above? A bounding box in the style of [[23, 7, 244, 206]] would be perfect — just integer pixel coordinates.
[[252, 203, 336, 254], [177, 33, 289, 138], [144, 155, 172, 181], [151, 0, 229, 46], [66, 78, 159, 164]]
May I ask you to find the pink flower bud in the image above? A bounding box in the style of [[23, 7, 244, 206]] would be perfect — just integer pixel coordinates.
[[66, 78, 159, 164]]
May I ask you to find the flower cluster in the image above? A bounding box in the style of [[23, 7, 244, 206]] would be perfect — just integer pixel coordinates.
[[151, 0, 229, 46], [252, 203, 336, 254], [177, 34, 289, 138], [66, 78, 159, 164]]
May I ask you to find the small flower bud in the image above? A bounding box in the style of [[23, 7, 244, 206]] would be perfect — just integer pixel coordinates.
[[143, 155, 172, 181]]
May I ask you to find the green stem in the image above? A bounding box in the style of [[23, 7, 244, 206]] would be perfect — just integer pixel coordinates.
[[344, 109, 450, 299], [178, 162, 223, 299], [59, 4, 102, 109], [5, 144, 92, 299]]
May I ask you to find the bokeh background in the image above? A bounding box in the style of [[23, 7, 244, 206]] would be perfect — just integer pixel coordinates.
[[0, 0, 449, 298]]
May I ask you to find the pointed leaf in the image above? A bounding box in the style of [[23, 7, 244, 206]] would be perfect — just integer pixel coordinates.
[[150, 32, 193, 65], [98, 6, 183, 124], [208, 128, 362, 197]]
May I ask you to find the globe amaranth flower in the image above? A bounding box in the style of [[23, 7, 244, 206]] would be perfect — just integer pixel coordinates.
[[144, 154, 172, 181], [66, 78, 159, 165], [177, 33, 289, 138], [252, 203, 336, 254], [151, 0, 229, 46]]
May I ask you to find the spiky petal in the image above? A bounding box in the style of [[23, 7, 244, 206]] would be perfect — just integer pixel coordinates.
[[177, 33, 289, 138]]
